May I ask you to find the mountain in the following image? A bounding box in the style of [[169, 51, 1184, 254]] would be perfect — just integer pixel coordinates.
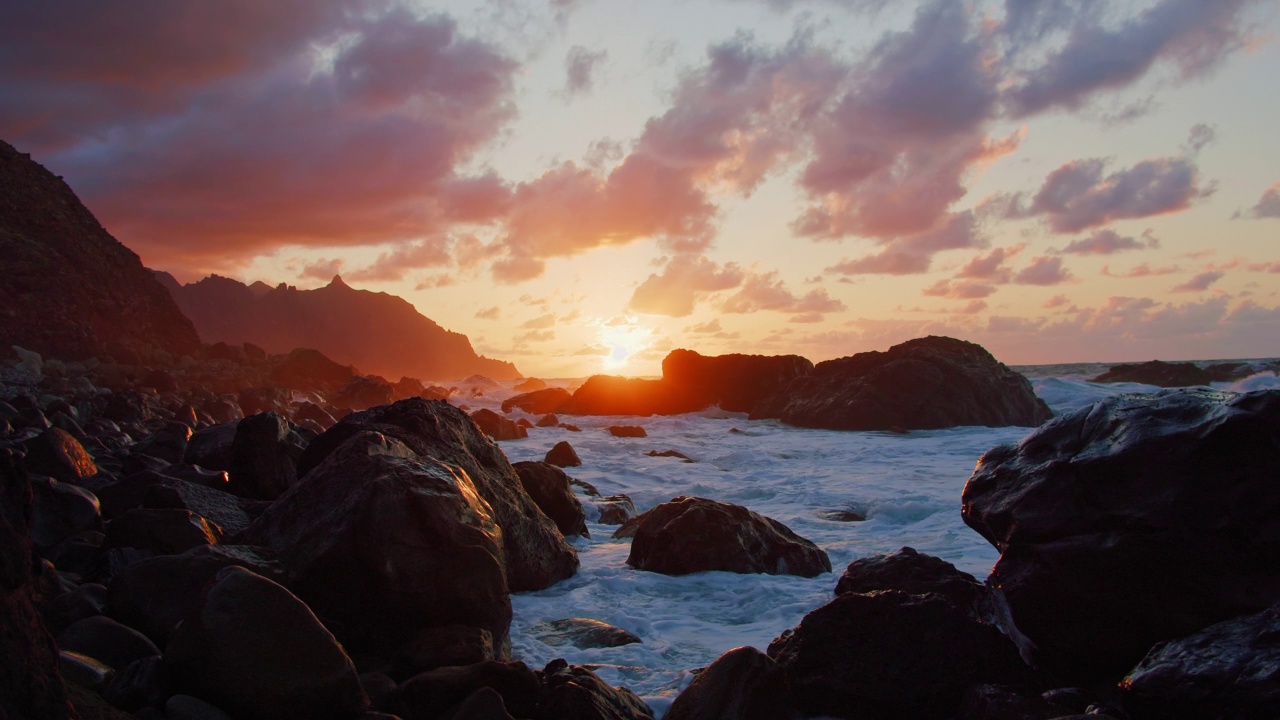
[[164, 273, 521, 382], [0, 140, 200, 362]]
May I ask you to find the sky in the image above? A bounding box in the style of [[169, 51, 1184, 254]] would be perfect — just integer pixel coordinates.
[[2, 0, 1279, 377]]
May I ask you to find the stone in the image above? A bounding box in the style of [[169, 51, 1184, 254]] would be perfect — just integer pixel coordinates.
[[597, 495, 637, 525], [183, 422, 238, 471], [513, 461, 588, 538], [334, 375, 395, 411], [55, 615, 160, 670], [752, 336, 1052, 430], [962, 388, 1280, 680], [664, 646, 798, 720], [58, 650, 113, 689], [131, 421, 192, 465], [834, 547, 984, 607], [1091, 359, 1214, 387], [534, 618, 641, 649], [501, 388, 571, 415], [544, 441, 582, 468], [165, 694, 235, 720], [29, 477, 102, 552], [608, 425, 647, 438], [295, 398, 577, 592], [625, 496, 830, 577], [646, 449, 692, 461], [661, 350, 814, 413], [239, 431, 512, 671], [226, 412, 299, 500], [438, 687, 517, 720], [1122, 604, 1280, 720], [535, 660, 654, 720], [469, 408, 528, 440], [394, 660, 541, 720], [269, 348, 356, 393], [164, 566, 368, 720], [143, 479, 254, 536], [535, 413, 559, 427], [99, 655, 168, 712], [768, 590, 1030, 719], [103, 508, 222, 555], [513, 378, 548, 393], [23, 427, 98, 483], [559, 376, 700, 416]]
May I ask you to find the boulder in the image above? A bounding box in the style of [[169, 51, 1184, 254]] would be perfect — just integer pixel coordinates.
[[164, 566, 368, 720], [768, 590, 1029, 719], [501, 388, 571, 415], [469, 408, 528, 441], [535, 660, 654, 720], [664, 646, 798, 720], [536, 413, 559, 427], [558, 376, 701, 416], [608, 425, 647, 438], [103, 508, 222, 555], [962, 388, 1280, 680], [646, 449, 692, 462], [534, 618, 641, 649], [0, 449, 76, 720], [513, 462, 588, 538], [238, 386, 290, 418], [661, 349, 814, 413], [1122, 604, 1280, 720], [183, 422, 238, 471], [29, 477, 102, 552], [834, 546, 983, 606], [544, 441, 581, 468], [334, 375, 395, 411], [143, 479, 254, 536], [23, 427, 98, 483], [226, 412, 299, 500], [95, 470, 175, 519], [269, 348, 357, 393], [597, 495, 637, 525], [131, 421, 192, 465], [239, 431, 513, 669], [394, 661, 541, 720], [439, 687, 517, 720], [1091, 359, 1214, 387], [751, 336, 1051, 430], [295, 398, 577, 591], [513, 378, 548, 393], [624, 496, 830, 577], [55, 615, 160, 670]]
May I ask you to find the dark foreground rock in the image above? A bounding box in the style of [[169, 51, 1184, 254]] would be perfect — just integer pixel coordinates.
[[607, 425, 647, 438], [513, 462, 588, 538], [752, 336, 1051, 430], [395, 660, 541, 720], [536, 660, 654, 720], [295, 398, 577, 592], [962, 388, 1280, 681], [1122, 604, 1280, 720], [240, 431, 512, 670], [165, 566, 368, 720], [665, 646, 798, 720], [544, 440, 581, 467], [624, 496, 830, 577], [835, 546, 984, 605], [1090, 359, 1217, 387], [661, 350, 813, 413]]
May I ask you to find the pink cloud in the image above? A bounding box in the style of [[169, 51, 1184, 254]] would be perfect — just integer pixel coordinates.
[[1020, 157, 1210, 233], [1171, 270, 1225, 293], [1014, 256, 1074, 286], [299, 258, 345, 281], [923, 279, 998, 300], [720, 272, 846, 316], [827, 251, 932, 276], [1247, 183, 1280, 219], [520, 313, 557, 330], [1043, 294, 1071, 309], [957, 244, 1024, 281], [475, 306, 501, 320], [1055, 229, 1159, 255], [629, 254, 745, 317], [1101, 263, 1182, 278], [348, 237, 452, 282]]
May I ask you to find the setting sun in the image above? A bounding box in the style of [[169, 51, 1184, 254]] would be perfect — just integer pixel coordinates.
[[596, 317, 654, 372]]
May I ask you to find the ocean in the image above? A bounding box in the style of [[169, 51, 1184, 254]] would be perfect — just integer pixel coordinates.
[[469, 365, 1280, 717]]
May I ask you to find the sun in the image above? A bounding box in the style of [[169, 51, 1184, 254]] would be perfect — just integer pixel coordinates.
[[596, 317, 654, 371]]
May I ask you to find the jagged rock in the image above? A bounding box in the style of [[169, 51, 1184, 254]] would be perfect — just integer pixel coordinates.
[[608, 425, 646, 438], [768, 590, 1029, 719], [226, 412, 299, 500], [662, 350, 814, 413], [239, 431, 512, 671], [534, 618, 641, 649], [394, 661, 540, 720], [164, 566, 368, 720], [624, 496, 830, 577], [183, 422, 238, 471], [55, 615, 160, 670], [542, 442, 580, 469], [501, 388, 571, 415], [962, 388, 1280, 680], [268, 348, 357, 393], [23, 427, 98, 483], [0, 139, 200, 362], [1091, 360, 1214, 387], [131, 421, 192, 464], [535, 660, 654, 720], [334, 376, 395, 411], [469, 408, 528, 440], [143, 479, 254, 536], [103, 508, 222, 555], [665, 646, 798, 720], [1122, 604, 1280, 720], [238, 386, 290, 416], [513, 462, 588, 538], [752, 336, 1051, 430], [296, 398, 577, 592]]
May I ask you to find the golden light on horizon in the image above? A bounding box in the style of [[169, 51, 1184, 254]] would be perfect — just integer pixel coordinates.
[[596, 317, 654, 372]]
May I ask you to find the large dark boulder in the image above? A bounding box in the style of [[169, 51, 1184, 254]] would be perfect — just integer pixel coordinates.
[[268, 347, 357, 393], [295, 398, 577, 591], [624, 496, 830, 577], [558, 376, 703, 416], [1091, 359, 1214, 387], [333, 375, 394, 411], [752, 336, 1051, 430], [1122, 604, 1280, 719], [664, 646, 798, 720], [501, 388, 572, 415], [23, 427, 98, 484], [534, 660, 654, 720], [239, 431, 513, 669], [661, 349, 813, 413], [226, 412, 299, 500], [470, 408, 528, 440], [29, 476, 102, 552], [183, 421, 237, 471], [544, 440, 581, 468], [767, 590, 1029, 719], [962, 388, 1280, 681], [834, 546, 983, 606], [394, 660, 541, 720], [55, 615, 160, 670], [513, 462, 588, 538], [0, 139, 201, 362], [164, 566, 368, 720], [103, 507, 222, 555], [0, 449, 76, 720]]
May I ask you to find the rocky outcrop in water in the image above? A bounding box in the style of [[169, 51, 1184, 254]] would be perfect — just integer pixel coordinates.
[[0, 140, 200, 363], [962, 388, 1280, 681]]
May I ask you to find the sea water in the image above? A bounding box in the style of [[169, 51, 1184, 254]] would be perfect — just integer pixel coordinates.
[[465, 367, 1280, 716]]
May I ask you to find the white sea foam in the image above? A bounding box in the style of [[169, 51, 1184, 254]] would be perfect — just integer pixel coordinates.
[[465, 374, 1257, 715]]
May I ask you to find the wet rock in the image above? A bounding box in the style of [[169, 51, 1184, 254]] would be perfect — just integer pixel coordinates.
[[44, 581, 107, 636], [768, 590, 1029, 719], [513, 378, 548, 393], [104, 508, 222, 555], [513, 461, 588, 538], [165, 694, 235, 720], [58, 650, 113, 689], [438, 687, 516, 720], [958, 685, 1075, 720], [394, 660, 540, 720], [665, 646, 798, 720], [469, 408, 528, 440], [536, 413, 559, 427], [962, 388, 1280, 680], [501, 388, 571, 415], [662, 349, 814, 413], [752, 336, 1051, 430], [559, 377, 699, 416], [596, 495, 637, 525], [296, 398, 577, 592], [183, 422, 237, 471], [335, 375, 395, 411], [131, 421, 191, 465], [23, 427, 98, 483], [95, 470, 174, 519], [535, 660, 654, 720], [56, 615, 160, 670], [646, 449, 692, 462], [143, 479, 254, 536], [834, 547, 984, 606], [560, 423, 581, 432], [239, 431, 512, 671], [537, 443, 577, 469], [227, 412, 299, 500], [607, 425, 646, 438], [165, 566, 368, 720], [1091, 360, 1214, 387], [99, 654, 168, 712], [534, 618, 641, 649], [30, 477, 102, 552], [625, 496, 830, 577], [1122, 604, 1280, 719]]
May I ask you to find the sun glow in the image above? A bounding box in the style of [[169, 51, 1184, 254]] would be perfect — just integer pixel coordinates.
[[595, 317, 654, 371]]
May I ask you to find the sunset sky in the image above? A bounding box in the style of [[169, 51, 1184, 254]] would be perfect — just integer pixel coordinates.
[[3, 0, 1279, 377]]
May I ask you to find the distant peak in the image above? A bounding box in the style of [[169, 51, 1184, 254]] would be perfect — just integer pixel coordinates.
[[330, 274, 349, 288]]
